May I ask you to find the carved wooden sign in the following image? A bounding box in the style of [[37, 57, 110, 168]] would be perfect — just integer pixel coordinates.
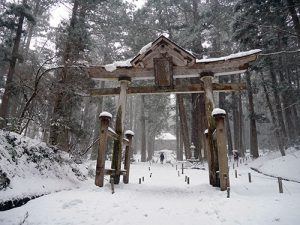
[[154, 57, 173, 87]]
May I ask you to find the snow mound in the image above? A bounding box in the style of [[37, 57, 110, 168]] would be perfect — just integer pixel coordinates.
[[250, 147, 300, 182], [0, 130, 89, 203]]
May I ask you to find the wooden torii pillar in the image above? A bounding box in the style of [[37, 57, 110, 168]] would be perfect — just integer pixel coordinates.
[[88, 35, 261, 191], [111, 77, 130, 184]]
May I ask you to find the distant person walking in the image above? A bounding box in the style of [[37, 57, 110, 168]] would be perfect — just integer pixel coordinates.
[[160, 153, 165, 164]]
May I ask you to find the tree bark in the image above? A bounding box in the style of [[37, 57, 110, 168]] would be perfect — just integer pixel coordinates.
[[245, 71, 259, 158], [0, 0, 27, 128], [177, 94, 191, 159], [261, 74, 285, 156]]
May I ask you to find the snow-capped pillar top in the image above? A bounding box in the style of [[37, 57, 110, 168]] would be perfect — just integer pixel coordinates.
[[125, 130, 135, 137], [212, 108, 226, 118], [99, 111, 113, 119]]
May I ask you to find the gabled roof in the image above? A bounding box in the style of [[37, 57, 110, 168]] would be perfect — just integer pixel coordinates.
[[130, 35, 196, 68]]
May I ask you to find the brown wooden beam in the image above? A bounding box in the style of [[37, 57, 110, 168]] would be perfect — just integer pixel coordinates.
[[89, 83, 247, 96], [87, 54, 258, 80]]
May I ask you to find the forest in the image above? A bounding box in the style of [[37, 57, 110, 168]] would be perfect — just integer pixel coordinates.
[[1, 0, 299, 161], [1, 1, 300, 224]]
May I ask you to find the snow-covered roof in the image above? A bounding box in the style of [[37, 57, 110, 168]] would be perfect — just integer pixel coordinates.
[[197, 49, 262, 63], [104, 59, 132, 72], [155, 132, 176, 140], [139, 42, 152, 55]]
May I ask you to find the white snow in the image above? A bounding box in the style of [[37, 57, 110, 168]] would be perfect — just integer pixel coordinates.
[[204, 129, 208, 134], [99, 111, 112, 118], [212, 108, 226, 116], [104, 59, 132, 72], [1, 131, 300, 225], [0, 130, 89, 203], [138, 42, 153, 55], [155, 132, 176, 140], [249, 147, 300, 182], [197, 49, 262, 63], [124, 130, 135, 136]]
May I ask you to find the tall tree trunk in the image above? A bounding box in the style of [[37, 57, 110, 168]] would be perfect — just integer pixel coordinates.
[[269, 65, 288, 141], [245, 71, 259, 158], [261, 74, 285, 156], [24, 0, 40, 55], [231, 76, 239, 150], [140, 95, 146, 162], [0, 0, 27, 128], [49, 0, 80, 147], [177, 94, 191, 159]]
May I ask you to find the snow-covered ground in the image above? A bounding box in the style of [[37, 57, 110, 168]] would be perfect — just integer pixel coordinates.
[[1, 147, 300, 225], [0, 130, 89, 203]]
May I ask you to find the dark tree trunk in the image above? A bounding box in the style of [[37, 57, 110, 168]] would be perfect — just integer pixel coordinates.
[[269, 66, 288, 140], [177, 94, 191, 159], [0, 0, 27, 128], [245, 71, 259, 158], [261, 74, 285, 156]]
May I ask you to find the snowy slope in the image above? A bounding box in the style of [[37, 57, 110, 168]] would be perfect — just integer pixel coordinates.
[[249, 147, 300, 182], [0, 130, 90, 203]]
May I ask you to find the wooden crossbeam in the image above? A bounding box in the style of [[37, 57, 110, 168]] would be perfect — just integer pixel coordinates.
[[88, 54, 257, 80], [89, 83, 246, 96]]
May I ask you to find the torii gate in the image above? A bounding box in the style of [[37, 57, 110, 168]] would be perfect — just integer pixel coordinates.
[[89, 35, 261, 191]]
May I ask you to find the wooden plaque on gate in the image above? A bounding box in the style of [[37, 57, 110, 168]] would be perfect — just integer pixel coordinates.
[[154, 57, 173, 87]]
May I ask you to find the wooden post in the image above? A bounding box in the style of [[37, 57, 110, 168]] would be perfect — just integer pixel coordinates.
[[187, 177, 190, 184], [110, 177, 115, 194], [139, 178, 141, 184], [182, 163, 184, 174], [278, 177, 283, 193], [201, 73, 219, 187], [95, 112, 112, 187], [123, 130, 134, 184], [178, 171, 180, 176], [248, 172, 252, 183], [213, 109, 229, 191], [235, 169, 237, 178], [111, 78, 130, 184]]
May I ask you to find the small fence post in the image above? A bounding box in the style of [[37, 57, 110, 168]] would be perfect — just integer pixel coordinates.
[[110, 177, 115, 194], [248, 172, 252, 183], [95, 112, 112, 187], [182, 163, 184, 174], [235, 170, 237, 178], [187, 177, 190, 185], [139, 178, 141, 184], [227, 187, 230, 198], [278, 177, 283, 193]]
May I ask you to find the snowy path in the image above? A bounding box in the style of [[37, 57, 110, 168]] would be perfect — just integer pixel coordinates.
[[1, 162, 300, 225]]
